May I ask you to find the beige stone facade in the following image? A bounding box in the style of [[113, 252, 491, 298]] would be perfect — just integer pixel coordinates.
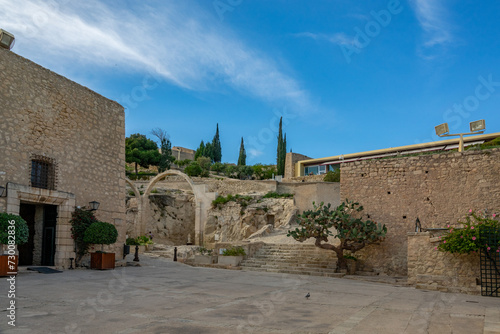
[[0, 49, 126, 268], [284, 152, 312, 179], [340, 148, 500, 276], [407, 232, 480, 294], [172, 146, 195, 161]]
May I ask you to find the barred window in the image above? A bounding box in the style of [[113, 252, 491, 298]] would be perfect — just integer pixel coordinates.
[[31, 158, 55, 190]]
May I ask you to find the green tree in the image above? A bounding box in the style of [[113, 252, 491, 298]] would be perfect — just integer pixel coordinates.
[[212, 123, 222, 163], [287, 200, 387, 271], [276, 117, 286, 176], [194, 141, 205, 161], [211, 162, 226, 174], [197, 156, 212, 177], [204, 142, 214, 162], [253, 164, 277, 180], [125, 134, 161, 176], [184, 161, 203, 177], [151, 128, 175, 173], [238, 137, 246, 166]]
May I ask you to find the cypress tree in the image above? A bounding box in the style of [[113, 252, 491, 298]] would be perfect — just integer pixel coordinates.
[[195, 140, 205, 160], [276, 117, 287, 176], [212, 123, 222, 163], [238, 137, 246, 166]]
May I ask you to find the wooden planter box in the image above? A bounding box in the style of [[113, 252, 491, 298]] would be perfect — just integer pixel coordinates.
[[90, 253, 115, 270], [0, 255, 18, 277], [218, 255, 244, 266], [194, 255, 218, 265]]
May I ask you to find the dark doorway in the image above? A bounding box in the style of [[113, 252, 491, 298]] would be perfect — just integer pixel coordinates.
[[41, 205, 57, 266], [18, 203, 36, 266]]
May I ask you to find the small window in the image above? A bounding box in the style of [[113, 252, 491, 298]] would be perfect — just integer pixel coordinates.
[[31, 158, 55, 190], [319, 165, 327, 174]]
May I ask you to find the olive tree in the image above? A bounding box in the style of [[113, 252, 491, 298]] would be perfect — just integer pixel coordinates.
[[287, 200, 387, 271]]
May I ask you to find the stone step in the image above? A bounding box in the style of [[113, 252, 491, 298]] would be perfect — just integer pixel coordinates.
[[241, 259, 336, 266], [242, 267, 345, 278], [241, 263, 337, 270]]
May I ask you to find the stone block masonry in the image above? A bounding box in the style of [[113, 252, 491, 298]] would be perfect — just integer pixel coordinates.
[[407, 232, 480, 294], [0, 48, 126, 268], [340, 148, 500, 276]]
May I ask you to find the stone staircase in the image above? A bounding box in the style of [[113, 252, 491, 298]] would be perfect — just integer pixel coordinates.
[[240, 244, 344, 278]]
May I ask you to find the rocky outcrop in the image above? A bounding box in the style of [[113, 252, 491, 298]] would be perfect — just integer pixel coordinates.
[[204, 197, 297, 245], [126, 190, 195, 245]]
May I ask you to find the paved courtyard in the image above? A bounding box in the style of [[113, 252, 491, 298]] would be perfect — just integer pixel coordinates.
[[0, 256, 499, 334]]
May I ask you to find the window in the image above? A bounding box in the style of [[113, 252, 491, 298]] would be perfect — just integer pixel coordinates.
[[318, 165, 326, 175], [31, 158, 55, 190]]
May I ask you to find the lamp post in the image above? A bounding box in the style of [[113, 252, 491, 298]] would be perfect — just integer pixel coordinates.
[[434, 120, 486, 152]]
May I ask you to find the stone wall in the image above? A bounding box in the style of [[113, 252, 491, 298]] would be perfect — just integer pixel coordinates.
[[284, 152, 312, 179], [0, 49, 126, 267], [408, 232, 480, 294], [341, 149, 500, 276], [126, 192, 195, 245], [277, 182, 340, 213], [172, 146, 195, 161]]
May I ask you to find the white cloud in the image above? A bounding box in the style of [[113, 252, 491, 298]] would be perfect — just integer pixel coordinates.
[[248, 148, 263, 158], [294, 32, 361, 48], [410, 0, 453, 57], [0, 0, 314, 113]]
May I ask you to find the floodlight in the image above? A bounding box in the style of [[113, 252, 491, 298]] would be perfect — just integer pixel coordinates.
[[435, 123, 449, 136], [0, 29, 15, 50], [470, 119, 485, 133]]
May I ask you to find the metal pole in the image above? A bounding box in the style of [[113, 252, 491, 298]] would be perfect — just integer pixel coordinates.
[[133, 245, 140, 262], [174, 247, 177, 262]]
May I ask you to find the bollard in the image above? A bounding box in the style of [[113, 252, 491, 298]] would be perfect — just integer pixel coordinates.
[[69, 258, 74, 270], [133, 245, 140, 262], [174, 247, 177, 262]]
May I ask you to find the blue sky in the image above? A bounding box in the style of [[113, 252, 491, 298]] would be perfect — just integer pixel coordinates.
[[2, 0, 500, 164]]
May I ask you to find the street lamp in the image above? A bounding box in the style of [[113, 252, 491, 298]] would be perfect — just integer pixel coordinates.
[[88, 201, 100, 211], [434, 120, 486, 152]]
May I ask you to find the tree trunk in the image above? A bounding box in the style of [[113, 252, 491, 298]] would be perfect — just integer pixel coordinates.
[[336, 252, 348, 272]]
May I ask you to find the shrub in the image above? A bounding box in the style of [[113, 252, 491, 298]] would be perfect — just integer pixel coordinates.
[[83, 221, 118, 251], [198, 247, 213, 255], [236, 165, 254, 180], [211, 162, 225, 174], [212, 194, 253, 209], [184, 161, 203, 177], [263, 192, 293, 199], [197, 156, 212, 172], [70, 209, 98, 261], [0, 213, 29, 245], [438, 211, 500, 254], [222, 246, 246, 256], [126, 237, 139, 246], [137, 235, 153, 245], [324, 169, 340, 182]]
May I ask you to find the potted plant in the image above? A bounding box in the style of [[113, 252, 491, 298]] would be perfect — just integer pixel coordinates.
[[218, 246, 246, 266], [84, 221, 118, 270], [0, 213, 29, 276], [194, 247, 217, 265]]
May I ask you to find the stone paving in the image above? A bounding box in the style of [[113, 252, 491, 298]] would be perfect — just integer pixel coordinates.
[[0, 256, 499, 334]]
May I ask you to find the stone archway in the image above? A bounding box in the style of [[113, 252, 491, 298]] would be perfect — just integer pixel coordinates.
[[126, 170, 217, 245]]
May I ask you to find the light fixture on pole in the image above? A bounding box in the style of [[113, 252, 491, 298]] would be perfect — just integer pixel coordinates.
[[88, 201, 100, 211], [434, 120, 486, 152], [0, 29, 15, 50]]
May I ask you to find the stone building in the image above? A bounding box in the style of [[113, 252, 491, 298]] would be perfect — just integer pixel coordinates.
[[0, 48, 126, 268], [172, 146, 195, 161]]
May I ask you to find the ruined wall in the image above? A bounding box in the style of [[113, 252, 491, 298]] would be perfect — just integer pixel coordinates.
[[341, 149, 500, 276], [277, 182, 340, 213], [205, 198, 297, 245], [284, 152, 312, 179], [126, 192, 195, 245], [407, 232, 480, 295], [0, 48, 126, 265]]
